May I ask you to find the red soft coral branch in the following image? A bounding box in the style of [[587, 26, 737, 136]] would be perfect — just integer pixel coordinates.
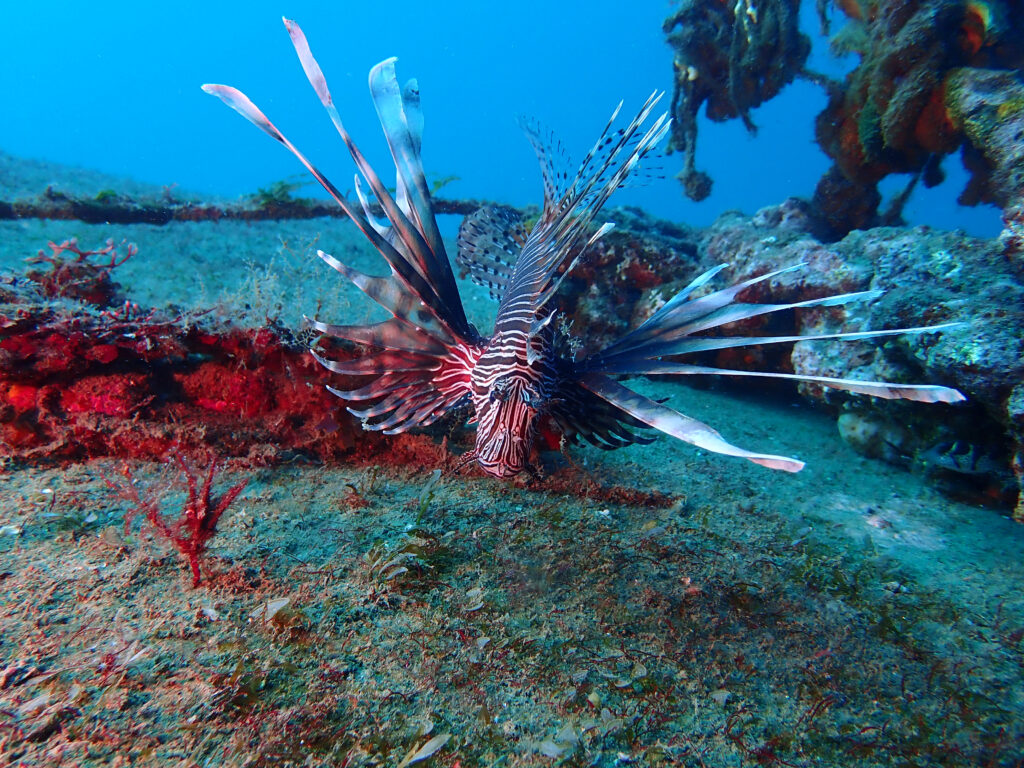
[[30, 237, 137, 269], [24, 237, 137, 307], [104, 453, 249, 587]]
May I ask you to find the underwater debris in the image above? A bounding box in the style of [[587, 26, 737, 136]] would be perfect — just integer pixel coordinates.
[[813, 0, 1024, 236], [103, 453, 249, 587], [0, 188, 491, 226], [660, 0, 1024, 235], [662, 0, 811, 201]]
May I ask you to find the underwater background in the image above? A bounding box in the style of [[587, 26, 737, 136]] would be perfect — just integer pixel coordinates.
[[0, 0, 1007, 234], [2, 1, 1024, 766]]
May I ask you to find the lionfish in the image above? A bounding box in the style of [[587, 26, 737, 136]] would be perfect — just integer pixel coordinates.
[[203, 19, 965, 479]]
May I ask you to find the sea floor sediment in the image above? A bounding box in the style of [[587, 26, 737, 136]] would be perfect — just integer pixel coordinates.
[[1, 381, 1022, 766], [1, 159, 1022, 766]]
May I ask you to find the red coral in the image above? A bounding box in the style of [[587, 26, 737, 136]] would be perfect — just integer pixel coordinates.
[[61, 374, 148, 417], [104, 454, 249, 587], [1, 283, 362, 463], [176, 362, 276, 418], [25, 238, 136, 307]]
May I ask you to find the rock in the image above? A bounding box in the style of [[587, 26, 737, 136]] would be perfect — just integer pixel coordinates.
[[569, 206, 1024, 513], [945, 67, 1024, 209]]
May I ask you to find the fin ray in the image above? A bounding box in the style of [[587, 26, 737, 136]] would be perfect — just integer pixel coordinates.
[[455, 206, 526, 302], [579, 373, 804, 472]]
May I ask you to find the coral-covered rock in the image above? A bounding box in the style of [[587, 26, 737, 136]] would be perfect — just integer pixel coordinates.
[[700, 209, 872, 299], [1001, 202, 1024, 273], [0, 275, 365, 464], [836, 227, 1023, 406], [751, 197, 829, 239], [811, 0, 1023, 235], [550, 209, 700, 354], [945, 67, 1024, 209], [761, 223, 1021, 507], [564, 205, 1023, 512], [1008, 384, 1024, 520], [811, 164, 884, 238]]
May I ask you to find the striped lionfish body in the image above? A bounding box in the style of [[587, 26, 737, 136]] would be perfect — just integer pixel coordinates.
[[204, 19, 965, 479]]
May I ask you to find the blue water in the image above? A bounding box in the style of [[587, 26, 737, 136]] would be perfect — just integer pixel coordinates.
[[0, 0, 1004, 236]]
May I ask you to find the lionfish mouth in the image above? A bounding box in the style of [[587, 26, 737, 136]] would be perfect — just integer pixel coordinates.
[[473, 432, 530, 478], [479, 463, 524, 480], [202, 18, 966, 480]]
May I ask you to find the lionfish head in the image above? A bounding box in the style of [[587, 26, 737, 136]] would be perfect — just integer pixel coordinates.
[[472, 373, 542, 478]]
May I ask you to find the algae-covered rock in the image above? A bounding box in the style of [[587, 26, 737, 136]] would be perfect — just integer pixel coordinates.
[[838, 227, 1023, 405], [578, 202, 1024, 513], [945, 67, 1024, 209], [793, 224, 1022, 511]]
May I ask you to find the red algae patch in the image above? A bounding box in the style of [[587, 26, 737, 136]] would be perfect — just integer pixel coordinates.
[[0, 242, 364, 464]]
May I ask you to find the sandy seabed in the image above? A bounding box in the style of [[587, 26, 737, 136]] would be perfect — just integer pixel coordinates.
[[1, 158, 1022, 767]]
